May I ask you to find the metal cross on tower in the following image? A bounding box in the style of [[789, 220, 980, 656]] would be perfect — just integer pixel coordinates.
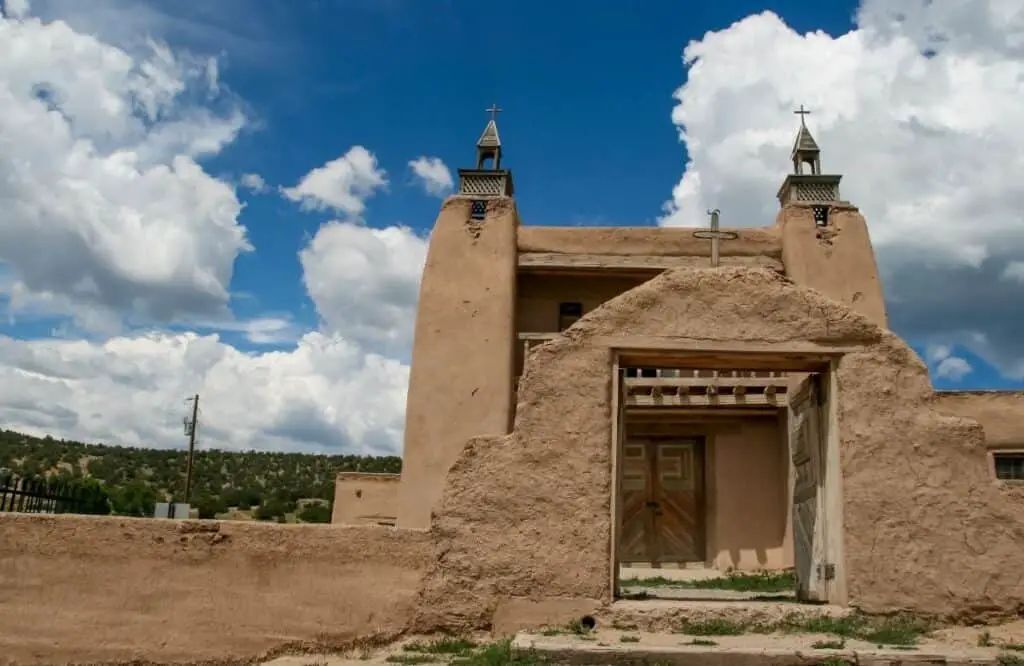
[[693, 209, 738, 268], [486, 104, 503, 121], [794, 104, 811, 123]]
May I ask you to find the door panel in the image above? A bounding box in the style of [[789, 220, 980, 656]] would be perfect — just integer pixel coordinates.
[[789, 375, 827, 601], [619, 438, 704, 565], [655, 442, 703, 562]]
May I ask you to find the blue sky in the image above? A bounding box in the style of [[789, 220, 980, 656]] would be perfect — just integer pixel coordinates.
[[210, 0, 863, 324], [1, 0, 1022, 453]]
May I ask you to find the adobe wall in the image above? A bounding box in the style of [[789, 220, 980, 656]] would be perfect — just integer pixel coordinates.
[[777, 203, 888, 327], [933, 391, 1024, 448], [332, 472, 400, 525], [399, 197, 519, 529], [412, 267, 1024, 631], [709, 419, 792, 571], [0, 514, 433, 665], [517, 225, 782, 257]]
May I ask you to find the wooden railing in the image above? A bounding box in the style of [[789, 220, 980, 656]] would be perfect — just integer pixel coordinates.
[[516, 332, 788, 407], [625, 370, 789, 407]]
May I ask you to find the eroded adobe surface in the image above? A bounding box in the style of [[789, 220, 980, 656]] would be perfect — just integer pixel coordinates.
[[414, 267, 1024, 631]]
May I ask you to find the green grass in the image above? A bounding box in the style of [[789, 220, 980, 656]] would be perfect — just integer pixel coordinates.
[[619, 635, 640, 643], [625, 570, 795, 593], [1004, 644, 1024, 652], [686, 638, 718, 646], [670, 612, 931, 646], [386, 655, 439, 665], [447, 640, 549, 666], [999, 655, 1024, 666]]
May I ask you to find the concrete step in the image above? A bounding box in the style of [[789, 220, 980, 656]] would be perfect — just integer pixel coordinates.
[[512, 630, 1004, 666], [601, 599, 850, 633]]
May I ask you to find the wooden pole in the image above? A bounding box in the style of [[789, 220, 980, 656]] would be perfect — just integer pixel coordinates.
[[184, 394, 199, 504]]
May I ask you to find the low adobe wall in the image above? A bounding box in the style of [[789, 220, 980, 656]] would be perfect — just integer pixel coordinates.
[[0, 514, 433, 665], [933, 391, 1024, 448], [411, 267, 1024, 630], [332, 472, 401, 525]]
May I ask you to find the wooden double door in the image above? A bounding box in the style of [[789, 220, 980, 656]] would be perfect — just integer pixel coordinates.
[[619, 437, 705, 565]]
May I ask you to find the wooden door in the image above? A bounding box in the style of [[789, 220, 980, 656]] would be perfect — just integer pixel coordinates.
[[789, 375, 828, 601], [619, 438, 703, 565]]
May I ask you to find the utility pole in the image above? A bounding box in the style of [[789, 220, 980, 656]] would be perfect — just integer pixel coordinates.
[[183, 394, 199, 504]]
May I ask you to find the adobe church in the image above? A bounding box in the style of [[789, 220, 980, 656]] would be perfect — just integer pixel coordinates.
[[334, 108, 1024, 610]]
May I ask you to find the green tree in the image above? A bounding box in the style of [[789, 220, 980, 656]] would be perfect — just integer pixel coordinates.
[[297, 502, 331, 523], [110, 481, 158, 517]]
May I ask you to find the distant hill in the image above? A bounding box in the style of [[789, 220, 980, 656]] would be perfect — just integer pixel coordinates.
[[0, 429, 401, 522]]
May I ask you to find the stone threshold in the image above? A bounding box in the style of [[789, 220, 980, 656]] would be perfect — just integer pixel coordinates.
[[512, 631, 1004, 666]]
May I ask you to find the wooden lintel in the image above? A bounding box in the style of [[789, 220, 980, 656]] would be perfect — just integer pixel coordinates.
[[610, 340, 857, 371], [624, 377, 790, 389], [626, 407, 779, 420]]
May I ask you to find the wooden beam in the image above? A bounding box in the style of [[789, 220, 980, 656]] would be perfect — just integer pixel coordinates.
[[626, 393, 785, 408], [624, 377, 789, 389], [626, 407, 780, 420], [517, 252, 783, 275]]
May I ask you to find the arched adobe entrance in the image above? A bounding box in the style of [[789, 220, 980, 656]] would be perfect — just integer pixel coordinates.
[[413, 267, 1024, 635]]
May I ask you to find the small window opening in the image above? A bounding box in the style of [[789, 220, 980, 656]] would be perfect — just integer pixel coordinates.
[[812, 205, 829, 227], [994, 452, 1024, 481], [558, 302, 583, 332], [470, 200, 486, 220]]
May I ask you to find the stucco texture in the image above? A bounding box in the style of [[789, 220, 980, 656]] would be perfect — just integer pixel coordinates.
[[414, 267, 1024, 631], [0, 514, 433, 665]]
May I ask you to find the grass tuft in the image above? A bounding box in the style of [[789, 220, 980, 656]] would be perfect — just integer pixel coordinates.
[[625, 570, 795, 593]]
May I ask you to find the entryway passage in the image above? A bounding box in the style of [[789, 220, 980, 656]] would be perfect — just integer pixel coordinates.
[[611, 349, 845, 606]]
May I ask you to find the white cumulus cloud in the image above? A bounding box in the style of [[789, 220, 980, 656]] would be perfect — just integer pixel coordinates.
[[0, 10, 250, 332], [661, 0, 1024, 378], [2, 0, 29, 19], [239, 172, 268, 194], [300, 221, 427, 358], [0, 332, 408, 454], [281, 146, 387, 217], [0, 8, 418, 455], [408, 156, 454, 197]]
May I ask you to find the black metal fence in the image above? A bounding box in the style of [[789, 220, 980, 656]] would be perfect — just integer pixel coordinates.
[[0, 474, 110, 515]]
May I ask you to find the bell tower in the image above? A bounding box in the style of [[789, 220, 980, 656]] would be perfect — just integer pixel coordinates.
[[776, 105, 843, 218], [457, 104, 515, 199]]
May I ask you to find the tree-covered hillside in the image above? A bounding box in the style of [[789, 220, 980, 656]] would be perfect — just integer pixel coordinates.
[[0, 429, 401, 522]]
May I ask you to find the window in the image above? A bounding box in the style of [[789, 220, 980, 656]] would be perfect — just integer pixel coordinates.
[[558, 302, 583, 332], [470, 200, 487, 220], [994, 452, 1024, 481]]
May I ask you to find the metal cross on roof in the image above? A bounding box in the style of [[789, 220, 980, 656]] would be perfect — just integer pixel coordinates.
[[486, 104, 503, 121], [693, 209, 738, 268], [794, 104, 811, 122]]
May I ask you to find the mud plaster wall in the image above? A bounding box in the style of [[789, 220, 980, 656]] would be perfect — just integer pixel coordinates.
[[400, 197, 519, 529], [332, 473, 400, 525], [413, 267, 1024, 630], [710, 419, 792, 571], [933, 391, 1024, 448], [517, 225, 781, 258], [777, 204, 888, 327], [0, 514, 433, 665]]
